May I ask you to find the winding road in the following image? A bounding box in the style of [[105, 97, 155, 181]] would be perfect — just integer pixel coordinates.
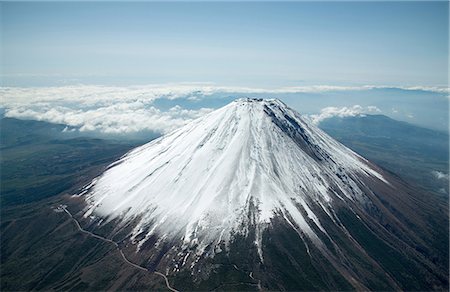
[[60, 206, 179, 292]]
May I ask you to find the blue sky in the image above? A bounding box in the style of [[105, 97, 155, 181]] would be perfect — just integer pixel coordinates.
[[2, 1, 448, 87]]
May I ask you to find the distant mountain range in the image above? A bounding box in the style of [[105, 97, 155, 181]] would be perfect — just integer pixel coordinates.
[[319, 114, 449, 196]]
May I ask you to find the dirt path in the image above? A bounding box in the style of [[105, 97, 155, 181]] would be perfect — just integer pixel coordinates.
[[60, 205, 179, 292]]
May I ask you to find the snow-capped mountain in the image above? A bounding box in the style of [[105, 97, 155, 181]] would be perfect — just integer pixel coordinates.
[[77, 98, 448, 290]]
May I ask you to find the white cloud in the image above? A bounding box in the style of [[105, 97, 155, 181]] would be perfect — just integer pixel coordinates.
[[309, 105, 381, 124], [394, 86, 449, 94], [213, 84, 449, 94], [1, 85, 217, 134], [4, 103, 213, 134], [1, 83, 448, 106], [0, 84, 213, 107], [0, 83, 446, 134], [210, 84, 449, 94], [432, 171, 449, 181]]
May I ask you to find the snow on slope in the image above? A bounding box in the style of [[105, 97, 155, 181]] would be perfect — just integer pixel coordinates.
[[81, 98, 387, 261]]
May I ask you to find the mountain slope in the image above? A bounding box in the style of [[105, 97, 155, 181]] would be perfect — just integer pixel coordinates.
[[72, 98, 447, 290]]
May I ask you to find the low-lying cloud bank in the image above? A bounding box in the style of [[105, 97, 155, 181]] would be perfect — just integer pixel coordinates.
[[309, 105, 381, 124], [2, 83, 448, 105], [1, 84, 447, 134], [1, 84, 220, 134], [1, 85, 219, 134], [6, 104, 213, 134]]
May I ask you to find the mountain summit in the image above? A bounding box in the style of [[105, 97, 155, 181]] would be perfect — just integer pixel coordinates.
[[78, 98, 448, 290]]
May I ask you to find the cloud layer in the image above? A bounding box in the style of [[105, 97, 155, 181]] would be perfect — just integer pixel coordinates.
[[1, 83, 447, 135], [6, 104, 213, 134], [1, 85, 218, 134], [309, 105, 381, 124]]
